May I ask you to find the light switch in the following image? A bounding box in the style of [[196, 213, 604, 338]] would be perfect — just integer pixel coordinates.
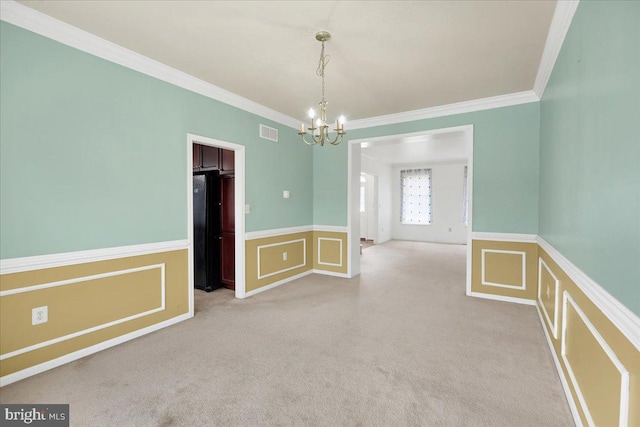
[[245, 204, 251, 214], [283, 252, 287, 261], [283, 191, 290, 199]]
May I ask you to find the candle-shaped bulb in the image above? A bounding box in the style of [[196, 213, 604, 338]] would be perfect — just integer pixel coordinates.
[[300, 123, 304, 133], [308, 108, 315, 118], [339, 115, 346, 125], [315, 118, 322, 128]]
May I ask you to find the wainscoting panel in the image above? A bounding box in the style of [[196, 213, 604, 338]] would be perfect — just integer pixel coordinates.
[[472, 234, 640, 425], [313, 231, 348, 275], [481, 249, 526, 289], [245, 231, 312, 293], [538, 257, 560, 339], [0, 248, 188, 381], [562, 292, 629, 427], [471, 239, 538, 301], [536, 246, 639, 427]]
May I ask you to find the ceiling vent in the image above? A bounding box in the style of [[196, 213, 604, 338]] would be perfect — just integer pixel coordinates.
[[259, 124, 278, 142]]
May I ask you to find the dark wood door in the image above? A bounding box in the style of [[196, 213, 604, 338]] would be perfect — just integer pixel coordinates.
[[220, 175, 235, 290]]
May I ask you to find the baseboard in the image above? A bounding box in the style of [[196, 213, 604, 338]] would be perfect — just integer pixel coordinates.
[[468, 291, 536, 306], [244, 270, 313, 297], [535, 304, 582, 427], [312, 269, 351, 279], [0, 312, 192, 387]]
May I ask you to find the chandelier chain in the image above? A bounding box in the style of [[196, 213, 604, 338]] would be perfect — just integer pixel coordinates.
[[316, 41, 330, 101]]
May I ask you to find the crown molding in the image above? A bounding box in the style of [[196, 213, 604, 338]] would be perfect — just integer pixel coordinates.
[[532, 1, 580, 99], [0, 0, 300, 129], [348, 91, 539, 130], [1, 0, 577, 132]]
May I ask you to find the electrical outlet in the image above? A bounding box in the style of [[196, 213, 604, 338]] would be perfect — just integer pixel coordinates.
[[283, 252, 288, 261], [32, 306, 48, 325]]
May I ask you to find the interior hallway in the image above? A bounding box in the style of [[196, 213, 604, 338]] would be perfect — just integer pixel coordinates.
[[0, 241, 572, 425]]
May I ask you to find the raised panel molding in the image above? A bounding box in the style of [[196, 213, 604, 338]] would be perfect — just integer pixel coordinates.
[[317, 238, 343, 267], [561, 292, 629, 427], [538, 257, 560, 339], [0, 264, 166, 361], [538, 237, 640, 352], [257, 238, 306, 280], [472, 233, 640, 353], [481, 249, 526, 290]]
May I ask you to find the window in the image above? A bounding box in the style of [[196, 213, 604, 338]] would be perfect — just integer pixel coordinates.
[[462, 166, 468, 225], [400, 168, 432, 224]]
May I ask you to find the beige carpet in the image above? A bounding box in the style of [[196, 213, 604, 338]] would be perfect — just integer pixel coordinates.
[[0, 241, 573, 426]]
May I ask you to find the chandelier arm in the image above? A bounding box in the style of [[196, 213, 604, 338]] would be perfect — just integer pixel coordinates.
[[328, 133, 344, 145], [301, 134, 320, 146]]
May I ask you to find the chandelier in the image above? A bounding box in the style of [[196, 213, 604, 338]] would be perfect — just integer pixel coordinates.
[[298, 31, 346, 146]]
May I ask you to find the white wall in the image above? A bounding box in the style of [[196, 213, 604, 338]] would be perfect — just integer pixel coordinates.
[[361, 156, 392, 244], [392, 162, 467, 244]]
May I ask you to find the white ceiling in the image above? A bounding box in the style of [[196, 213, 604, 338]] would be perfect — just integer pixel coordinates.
[[17, 0, 556, 122], [361, 130, 470, 166]]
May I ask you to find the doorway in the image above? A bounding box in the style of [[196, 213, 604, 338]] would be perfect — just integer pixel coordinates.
[[192, 144, 235, 292], [359, 172, 378, 245], [347, 125, 474, 293], [187, 134, 246, 317]]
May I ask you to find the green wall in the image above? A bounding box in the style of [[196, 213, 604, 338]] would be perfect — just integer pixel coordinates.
[[0, 22, 313, 259], [539, 1, 640, 316], [314, 102, 541, 234]]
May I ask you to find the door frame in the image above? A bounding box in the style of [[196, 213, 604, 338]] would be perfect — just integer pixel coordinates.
[[347, 124, 474, 293], [187, 133, 246, 315]]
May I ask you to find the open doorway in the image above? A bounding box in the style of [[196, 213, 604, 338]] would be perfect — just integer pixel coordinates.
[[192, 144, 235, 293], [359, 172, 378, 249], [187, 134, 246, 317], [348, 125, 473, 292]]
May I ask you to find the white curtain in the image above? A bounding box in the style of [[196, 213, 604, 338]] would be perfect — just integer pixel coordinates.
[[400, 168, 432, 224]]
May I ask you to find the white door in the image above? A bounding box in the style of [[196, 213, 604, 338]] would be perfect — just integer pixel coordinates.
[[366, 174, 378, 243], [360, 175, 368, 239]]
